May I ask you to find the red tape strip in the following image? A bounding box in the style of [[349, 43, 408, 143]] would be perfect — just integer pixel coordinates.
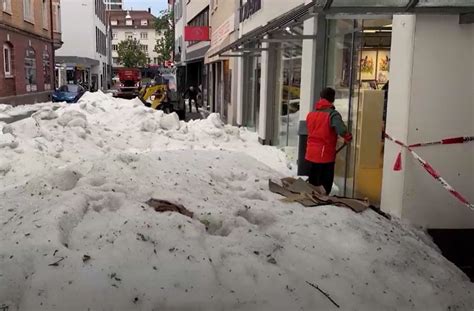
[[385, 133, 473, 210]]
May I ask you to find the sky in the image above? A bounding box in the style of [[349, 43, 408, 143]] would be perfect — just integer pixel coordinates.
[[122, 0, 169, 15]]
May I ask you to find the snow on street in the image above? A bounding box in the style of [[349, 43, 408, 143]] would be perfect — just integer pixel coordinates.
[[0, 92, 472, 311]]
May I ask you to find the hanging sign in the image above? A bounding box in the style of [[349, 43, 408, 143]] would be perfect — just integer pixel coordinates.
[[184, 26, 210, 41]]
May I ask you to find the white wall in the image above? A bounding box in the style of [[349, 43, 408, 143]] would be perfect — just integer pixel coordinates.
[[382, 15, 474, 228], [240, 0, 305, 35], [299, 16, 317, 120], [381, 15, 416, 219], [56, 0, 96, 59]]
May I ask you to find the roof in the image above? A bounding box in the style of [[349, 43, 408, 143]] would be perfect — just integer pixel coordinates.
[[108, 10, 157, 28]]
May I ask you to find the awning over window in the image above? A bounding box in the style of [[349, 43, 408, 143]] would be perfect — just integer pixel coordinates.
[[211, 0, 473, 57], [314, 0, 474, 12]]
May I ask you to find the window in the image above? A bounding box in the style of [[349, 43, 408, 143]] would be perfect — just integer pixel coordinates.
[[141, 19, 148, 26], [42, 0, 49, 29], [23, 0, 34, 23], [25, 47, 37, 92], [59, 84, 84, 93], [126, 32, 133, 40], [112, 44, 118, 51], [43, 48, 51, 90], [3, 44, 12, 77], [53, 3, 61, 32], [140, 45, 148, 52], [112, 33, 118, 40], [187, 7, 210, 46], [113, 57, 119, 64], [111, 20, 118, 26], [153, 57, 159, 64], [140, 32, 148, 40], [2, 0, 12, 13], [126, 19, 133, 26]]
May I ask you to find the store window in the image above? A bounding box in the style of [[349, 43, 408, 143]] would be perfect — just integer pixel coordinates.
[[277, 29, 303, 151], [3, 43, 13, 77], [324, 18, 392, 204], [23, 0, 34, 23], [242, 45, 261, 131], [43, 48, 51, 90], [25, 46, 37, 92], [2, 0, 12, 13]]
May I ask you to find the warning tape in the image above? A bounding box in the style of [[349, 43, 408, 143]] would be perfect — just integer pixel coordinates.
[[385, 133, 474, 211]]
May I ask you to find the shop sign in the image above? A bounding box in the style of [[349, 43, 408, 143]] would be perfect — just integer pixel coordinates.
[[184, 26, 210, 41], [239, 0, 261, 23], [211, 14, 235, 48]]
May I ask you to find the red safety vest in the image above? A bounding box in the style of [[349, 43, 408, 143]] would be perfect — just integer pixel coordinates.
[[305, 99, 338, 163]]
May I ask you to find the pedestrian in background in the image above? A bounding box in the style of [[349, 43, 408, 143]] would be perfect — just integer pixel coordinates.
[[305, 87, 352, 195], [183, 85, 201, 113]]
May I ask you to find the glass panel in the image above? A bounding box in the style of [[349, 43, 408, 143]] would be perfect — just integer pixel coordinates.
[[242, 46, 261, 131], [417, 0, 474, 6], [278, 41, 302, 153], [332, 0, 410, 6], [325, 19, 355, 196], [351, 20, 391, 206]]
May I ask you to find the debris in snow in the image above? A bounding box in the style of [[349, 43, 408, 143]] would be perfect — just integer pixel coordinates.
[[306, 281, 340, 309], [48, 257, 65, 267], [145, 198, 194, 218]]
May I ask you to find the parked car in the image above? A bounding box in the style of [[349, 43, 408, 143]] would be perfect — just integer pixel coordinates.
[[52, 84, 86, 103]]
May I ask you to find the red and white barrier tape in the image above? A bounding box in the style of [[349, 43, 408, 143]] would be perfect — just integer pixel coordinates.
[[385, 133, 474, 211]]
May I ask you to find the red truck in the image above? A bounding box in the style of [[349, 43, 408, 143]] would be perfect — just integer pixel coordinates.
[[115, 68, 141, 98]]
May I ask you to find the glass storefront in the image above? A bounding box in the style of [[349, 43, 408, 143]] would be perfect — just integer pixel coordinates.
[[242, 47, 261, 131], [325, 18, 392, 205], [271, 24, 304, 162]]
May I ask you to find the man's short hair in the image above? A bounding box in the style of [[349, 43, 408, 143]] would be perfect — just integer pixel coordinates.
[[320, 87, 336, 103]]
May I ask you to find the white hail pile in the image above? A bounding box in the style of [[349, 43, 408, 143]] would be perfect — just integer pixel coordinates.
[[0, 92, 472, 311]]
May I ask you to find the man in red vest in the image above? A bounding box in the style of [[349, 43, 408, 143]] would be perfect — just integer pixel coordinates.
[[306, 87, 352, 195]]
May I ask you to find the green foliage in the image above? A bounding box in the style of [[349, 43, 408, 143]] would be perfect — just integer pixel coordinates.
[[117, 38, 148, 68], [154, 9, 174, 65]]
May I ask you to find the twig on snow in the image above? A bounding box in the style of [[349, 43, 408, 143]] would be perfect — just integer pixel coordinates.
[[48, 257, 65, 267], [305, 281, 340, 308]]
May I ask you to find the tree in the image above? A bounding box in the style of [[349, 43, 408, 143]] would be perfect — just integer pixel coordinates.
[[154, 9, 174, 66], [117, 38, 148, 68]]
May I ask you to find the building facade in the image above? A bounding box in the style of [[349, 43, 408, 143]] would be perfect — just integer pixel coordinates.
[[0, 0, 62, 106], [105, 0, 123, 11], [109, 9, 162, 77], [211, 0, 474, 230], [204, 0, 239, 124], [56, 0, 111, 91], [175, 0, 210, 102]]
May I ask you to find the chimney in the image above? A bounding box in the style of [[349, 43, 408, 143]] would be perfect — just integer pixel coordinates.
[[148, 8, 151, 13]]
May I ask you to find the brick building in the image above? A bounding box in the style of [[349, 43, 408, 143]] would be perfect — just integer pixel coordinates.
[[0, 0, 62, 106]]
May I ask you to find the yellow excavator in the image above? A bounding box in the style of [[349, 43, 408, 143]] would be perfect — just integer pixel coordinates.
[[138, 72, 186, 120]]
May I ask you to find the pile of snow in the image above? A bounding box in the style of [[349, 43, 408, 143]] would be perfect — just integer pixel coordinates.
[[0, 93, 472, 310]]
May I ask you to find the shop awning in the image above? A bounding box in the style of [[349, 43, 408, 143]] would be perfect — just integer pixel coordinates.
[[211, 0, 473, 57], [313, 0, 474, 14], [209, 3, 315, 58]]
